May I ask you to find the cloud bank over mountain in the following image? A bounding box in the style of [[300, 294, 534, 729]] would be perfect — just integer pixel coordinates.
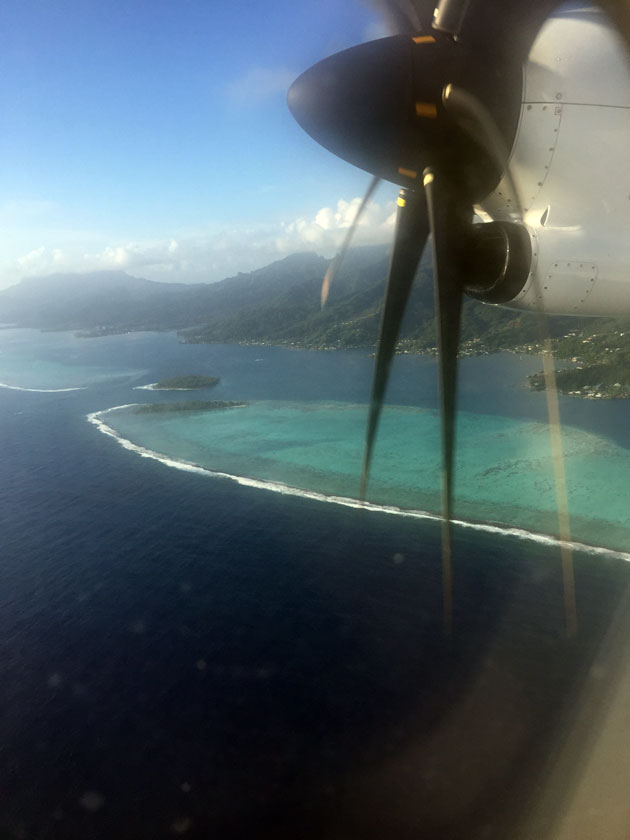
[[1, 194, 397, 289]]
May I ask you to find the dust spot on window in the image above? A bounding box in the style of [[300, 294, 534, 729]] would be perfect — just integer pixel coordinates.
[[590, 664, 607, 681], [170, 816, 192, 834], [47, 673, 63, 689], [79, 791, 105, 812]]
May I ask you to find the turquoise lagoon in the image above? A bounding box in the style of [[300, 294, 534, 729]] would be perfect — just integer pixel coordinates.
[[96, 398, 630, 555], [2, 327, 627, 555]]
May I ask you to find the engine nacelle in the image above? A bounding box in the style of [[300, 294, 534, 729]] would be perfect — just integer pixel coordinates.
[[463, 221, 532, 304], [477, 7, 630, 317]]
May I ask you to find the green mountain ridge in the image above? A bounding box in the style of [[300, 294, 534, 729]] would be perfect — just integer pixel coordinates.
[[0, 247, 625, 357]]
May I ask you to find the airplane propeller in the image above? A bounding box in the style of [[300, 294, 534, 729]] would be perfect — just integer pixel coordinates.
[[287, 0, 604, 635], [288, 9, 522, 632]]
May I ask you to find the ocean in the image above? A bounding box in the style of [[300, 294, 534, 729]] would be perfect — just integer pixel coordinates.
[[1, 327, 629, 839]]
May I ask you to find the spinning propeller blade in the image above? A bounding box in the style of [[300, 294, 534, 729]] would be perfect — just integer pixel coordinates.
[[432, 0, 471, 38], [321, 175, 380, 308], [443, 84, 523, 220], [366, 0, 426, 34], [423, 167, 469, 634], [361, 189, 430, 499]]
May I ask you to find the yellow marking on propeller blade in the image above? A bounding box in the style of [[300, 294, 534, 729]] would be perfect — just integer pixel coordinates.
[[397, 196, 406, 207], [397, 166, 417, 179], [412, 35, 436, 43], [423, 171, 434, 187], [415, 102, 438, 118]]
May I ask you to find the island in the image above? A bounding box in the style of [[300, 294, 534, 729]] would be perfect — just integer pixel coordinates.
[[134, 400, 247, 414], [529, 363, 630, 399], [153, 374, 219, 390], [527, 330, 630, 399]]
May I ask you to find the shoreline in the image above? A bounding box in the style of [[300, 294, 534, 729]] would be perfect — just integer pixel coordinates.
[[6, 324, 629, 400]]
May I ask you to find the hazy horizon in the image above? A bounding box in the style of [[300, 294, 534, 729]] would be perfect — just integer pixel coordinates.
[[1, 247, 361, 292]]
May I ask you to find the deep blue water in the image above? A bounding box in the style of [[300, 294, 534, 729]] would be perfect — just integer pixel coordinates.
[[1, 330, 629, 839]]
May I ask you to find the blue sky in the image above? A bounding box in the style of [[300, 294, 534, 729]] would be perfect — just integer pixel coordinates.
[[0, 0, 398, 288]]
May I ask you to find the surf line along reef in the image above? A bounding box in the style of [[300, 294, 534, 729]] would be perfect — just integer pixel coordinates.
[[133, 400, 247, 414], [138, 374, 220, 391]]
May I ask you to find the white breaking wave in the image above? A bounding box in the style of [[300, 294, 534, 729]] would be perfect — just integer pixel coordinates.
[[87, 405, 630, 564], [0, 382, 86, 393], [133, 383, 198, 391]]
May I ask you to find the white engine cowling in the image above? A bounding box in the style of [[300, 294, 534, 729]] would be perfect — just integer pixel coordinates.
[[475, 7, 630, 316]]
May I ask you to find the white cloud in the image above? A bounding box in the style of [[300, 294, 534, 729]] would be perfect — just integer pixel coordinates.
[[224, 66, 297, 104], [16, 246, 47, 269], [275, 195, 396, 255], [2, 194, 397, 288]]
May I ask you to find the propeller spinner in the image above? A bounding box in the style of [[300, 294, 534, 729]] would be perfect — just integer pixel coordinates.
[[287, 33, 520, 201], [288, 22, 525, 633]]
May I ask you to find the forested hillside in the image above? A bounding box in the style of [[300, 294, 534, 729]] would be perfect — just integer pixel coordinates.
[[1, 246, 622, 355]]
